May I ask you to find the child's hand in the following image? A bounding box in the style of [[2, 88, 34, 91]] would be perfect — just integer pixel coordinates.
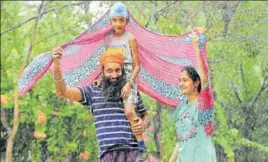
[[93, 79, 101, 87], [121, 82, 131, 99]]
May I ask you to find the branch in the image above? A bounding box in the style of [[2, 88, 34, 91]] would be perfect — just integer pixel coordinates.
[[235, 17, 268, 29], [24, 1, 45, 65], [240, 63, 249, 99], [207, 33, 232, 41], [207, 30, 262, 42], [239, 138, 268, 153], [208, 58, 237, 64], [5, 80, 21, 162], [1, 2, 83, 36], [145, 1, 179, 28], [230, 82, 242, 104], [156, 1, 178, 14], [249, 69, 268, 107], [222, 1, 241, 38], [153, 102, 163, 159], [133, 1, 147, 18], [32, 23, 84, 47], [234, 90, 242, 104], [145, 1, 157, 28], [82, 1, 90, 13], [202, 1, 214, 34], [179, 8, 197, 28], [155, 1, 179, 22], [32, 31, 61, 47], [0, 1, 3, 10], [5, 2, 45, 162]]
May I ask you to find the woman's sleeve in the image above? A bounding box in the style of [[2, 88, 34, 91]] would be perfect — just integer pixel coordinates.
[[197, 80, 214, 135]]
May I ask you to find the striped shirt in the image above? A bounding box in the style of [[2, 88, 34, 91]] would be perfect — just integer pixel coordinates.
[[78, 85, 147, 158]]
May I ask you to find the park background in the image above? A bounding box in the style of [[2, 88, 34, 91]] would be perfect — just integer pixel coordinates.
[[1, 1, 268, 162]]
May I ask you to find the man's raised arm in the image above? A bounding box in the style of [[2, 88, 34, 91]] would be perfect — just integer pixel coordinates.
[[52, 47, 82, 102]]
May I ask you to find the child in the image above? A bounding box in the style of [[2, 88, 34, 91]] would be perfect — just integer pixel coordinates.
[[94, 2, 148, 160]]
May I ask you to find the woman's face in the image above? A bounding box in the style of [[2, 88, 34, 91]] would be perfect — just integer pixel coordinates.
[[178, 70, 199, 95], [110, 16, 128, 35]]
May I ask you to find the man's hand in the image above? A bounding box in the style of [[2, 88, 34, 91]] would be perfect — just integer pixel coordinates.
[[121, 82, 131, 99], [131, 117, 145, 136], [52, 46, 63, 60]]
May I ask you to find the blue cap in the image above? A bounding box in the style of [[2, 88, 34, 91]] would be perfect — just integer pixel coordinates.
[[109, 2, 128, 19]]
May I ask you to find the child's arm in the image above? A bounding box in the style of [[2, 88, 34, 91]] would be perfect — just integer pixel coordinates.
[[120, 34, 141, 99], [128, 34, 141, 84]]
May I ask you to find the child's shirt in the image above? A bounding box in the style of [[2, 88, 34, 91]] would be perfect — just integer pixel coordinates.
[[105, 31, 134, 80]]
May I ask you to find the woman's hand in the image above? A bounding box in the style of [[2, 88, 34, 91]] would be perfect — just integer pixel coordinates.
[[204, 122, 214, 136], [191, 30, 199, 50], [193, 27, 206, 34]]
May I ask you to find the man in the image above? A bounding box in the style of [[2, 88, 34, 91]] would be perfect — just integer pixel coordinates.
[[52, 47, 149, 162]]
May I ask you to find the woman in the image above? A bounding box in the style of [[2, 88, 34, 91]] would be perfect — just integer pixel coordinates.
[[169, 31, 216, 162]]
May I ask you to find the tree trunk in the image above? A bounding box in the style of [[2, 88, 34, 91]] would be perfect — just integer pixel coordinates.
[[153, 102, 163, 159]]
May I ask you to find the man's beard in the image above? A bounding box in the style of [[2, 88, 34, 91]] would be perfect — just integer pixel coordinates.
[[101, 74, 127, 102]]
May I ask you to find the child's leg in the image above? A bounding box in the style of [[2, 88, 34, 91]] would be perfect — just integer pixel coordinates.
[[123, 86, 147, 151], [124, 103, 147, 152], [124, 103, 143, 141]]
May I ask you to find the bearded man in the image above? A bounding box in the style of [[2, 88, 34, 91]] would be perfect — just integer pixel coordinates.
[[52, 47, 149, 162]]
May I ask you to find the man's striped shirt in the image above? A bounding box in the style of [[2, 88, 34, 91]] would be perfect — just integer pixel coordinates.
[[78, 85, 147, 158]]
